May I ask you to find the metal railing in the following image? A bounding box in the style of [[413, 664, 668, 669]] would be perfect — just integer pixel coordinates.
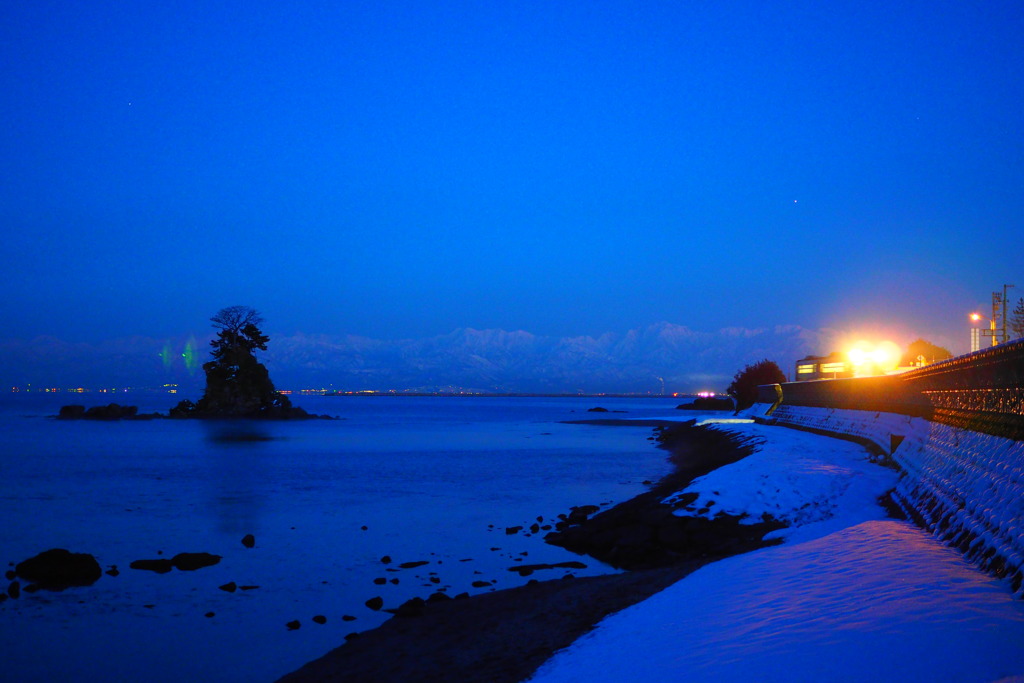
[[757, 337, 1024, 440]]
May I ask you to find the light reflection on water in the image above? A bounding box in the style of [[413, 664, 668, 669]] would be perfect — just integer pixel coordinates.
[[202, 420, 280, 443], [202, 423, 275, 536]]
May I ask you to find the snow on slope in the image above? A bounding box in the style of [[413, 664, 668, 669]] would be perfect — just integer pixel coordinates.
[[530, 421, 1024, 683], [663, 421, 899, 543], [530, 520, 1024, 682]]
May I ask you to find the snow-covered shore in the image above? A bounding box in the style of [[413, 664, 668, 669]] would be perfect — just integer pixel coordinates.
[[530, 419, 1024, 682], [758, 402, 1024, 595]]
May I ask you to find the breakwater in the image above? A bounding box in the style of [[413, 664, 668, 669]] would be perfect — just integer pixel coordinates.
[[747, 338, 1024, 596]]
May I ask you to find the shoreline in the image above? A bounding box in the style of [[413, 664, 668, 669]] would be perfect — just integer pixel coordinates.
[[278, 420, 776, 683]]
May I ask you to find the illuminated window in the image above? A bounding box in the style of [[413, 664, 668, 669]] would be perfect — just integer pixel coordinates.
[[797, 365, 816, 374], [821, 362, 847, 373]]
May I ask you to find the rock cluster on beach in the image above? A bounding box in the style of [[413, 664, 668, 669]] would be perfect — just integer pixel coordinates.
[[3, 530, 542, 646]]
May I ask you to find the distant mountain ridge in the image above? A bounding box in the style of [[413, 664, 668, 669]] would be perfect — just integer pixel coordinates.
[[1, 323, 835, 394]]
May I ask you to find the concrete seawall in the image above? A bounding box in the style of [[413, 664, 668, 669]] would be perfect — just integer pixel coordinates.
[[746, 340, 1024, 596]]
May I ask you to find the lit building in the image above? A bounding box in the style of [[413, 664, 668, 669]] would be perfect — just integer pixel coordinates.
[[796, 340, 910, 381], [794, 353, 853, 381]]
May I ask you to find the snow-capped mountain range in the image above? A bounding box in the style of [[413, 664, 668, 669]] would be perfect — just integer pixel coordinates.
[[2, 322, 838, 394]]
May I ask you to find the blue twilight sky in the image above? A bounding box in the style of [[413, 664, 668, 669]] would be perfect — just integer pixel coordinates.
[[2, 0, 1022, 352]]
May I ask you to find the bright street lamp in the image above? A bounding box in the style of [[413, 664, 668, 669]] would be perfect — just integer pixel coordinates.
[[969, 311, 996, 352]]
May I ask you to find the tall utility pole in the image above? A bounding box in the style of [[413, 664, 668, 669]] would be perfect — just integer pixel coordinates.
[[1002, 284, 1015, 343], [991, 292, 1001, 346], [973, 284, 1016, 349]]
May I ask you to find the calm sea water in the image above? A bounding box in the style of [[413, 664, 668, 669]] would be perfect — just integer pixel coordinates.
[[0, 393, 688, 682]]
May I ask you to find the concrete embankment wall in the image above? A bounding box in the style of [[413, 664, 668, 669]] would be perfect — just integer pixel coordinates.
[[746, 340, 1024, 596], [748, 402, 1024, 595]]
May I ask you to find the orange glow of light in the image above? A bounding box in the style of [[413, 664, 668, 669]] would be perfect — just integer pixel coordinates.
[[970, 313, 982, 322], [846, 340, 901, 375]]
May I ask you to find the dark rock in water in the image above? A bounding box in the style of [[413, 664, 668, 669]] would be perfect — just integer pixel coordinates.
[[365, 596, 384, 611], [4, 570, 15, 581], [568, 505, 600, 521], [130, 559, 175, 574], [471, 580, 492, 588], [394, 597, 426, 617], [105, 565, 119, 577], [0, 593, 7, 603], [505, 526, 522, 535], [373, 577, 386, 585], [130, 553, 220, 574], [344, 632, 360, 641], [240, 585, 259, 591], [398, 560, 428, 569], [427, 591, 451, 603], [219, 582, 238, 593], [429, 577, 441, 584], [312, 615, 327, 625], [566, 509, 589, 524], [58, 404, 85, 419], [587, 406, 609, 412], [16, 549, 102, 589], [677, 396, 735, 411], [380, 555, 392, 564], [172, 552, 221, 571], [389, 578, 399, 585], [286, 620, 301, 631], [241, 534, 255, 548], [205, 612, 215, 618], [8, 581, 21, 599], [342, 615, 356, 621], [63, 403, 140, 420], [507, 561, 588, 576]]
